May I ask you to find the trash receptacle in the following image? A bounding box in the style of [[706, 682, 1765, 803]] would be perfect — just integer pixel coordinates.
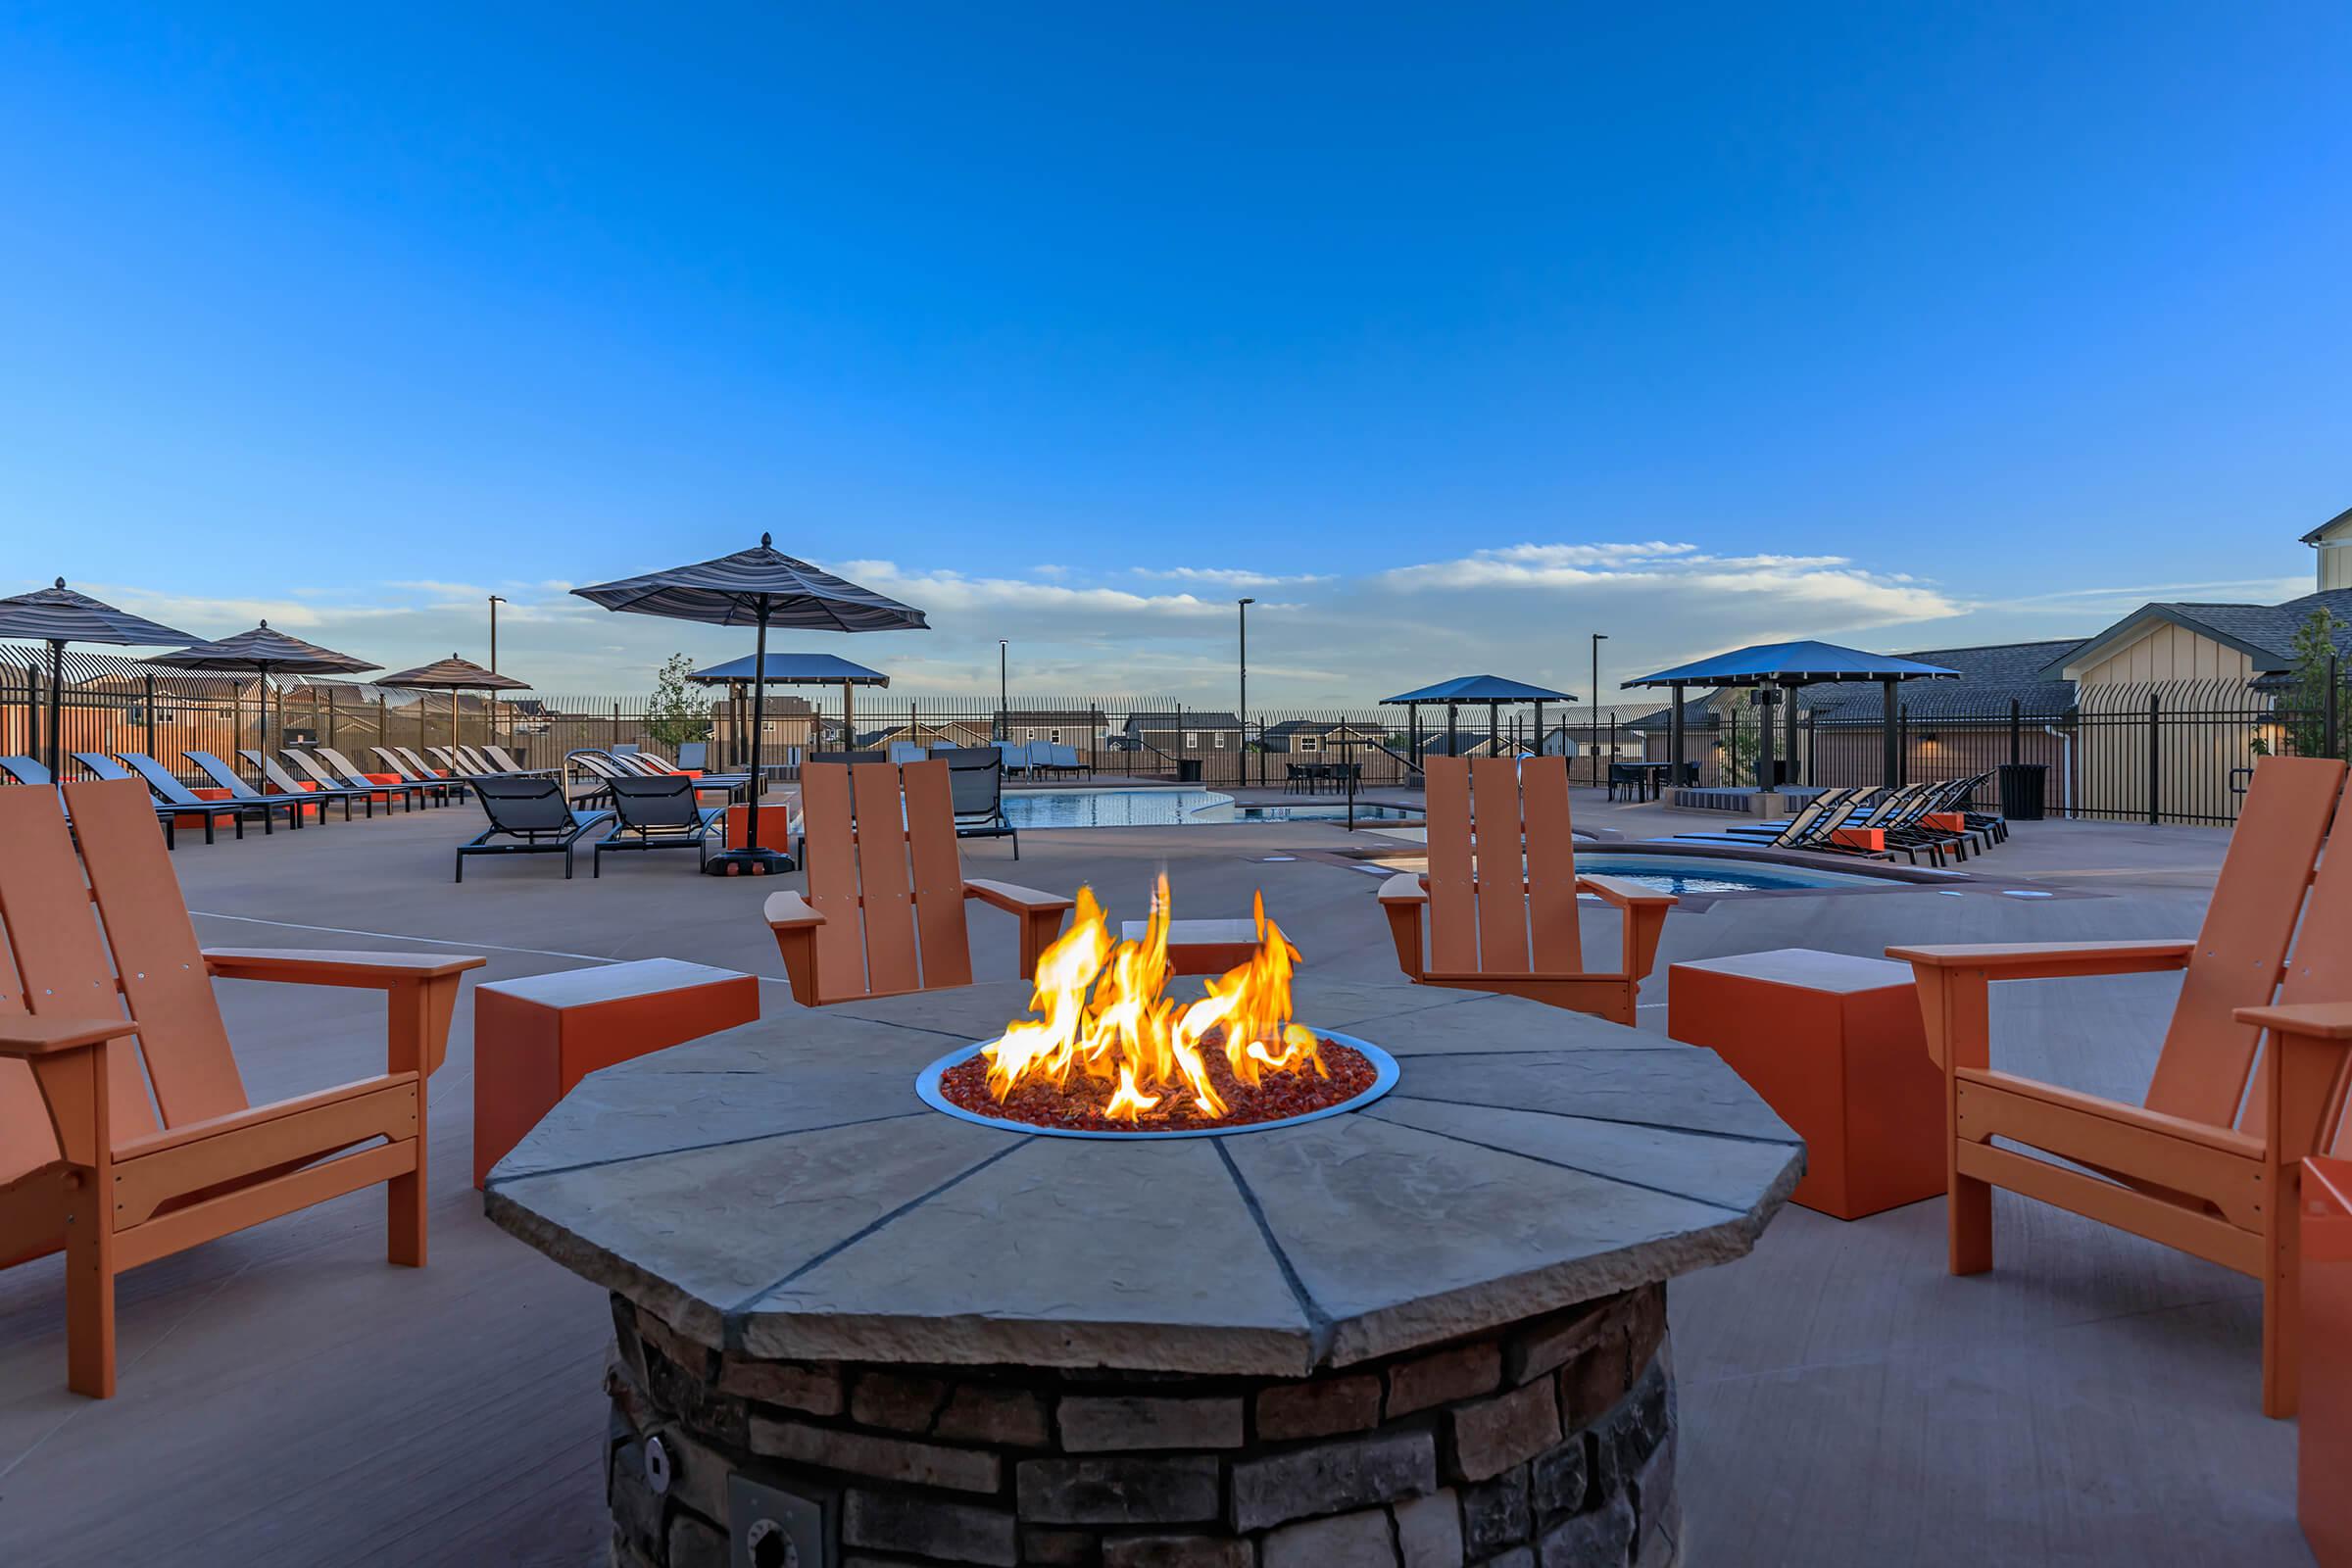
[[1177, 759, 1202, 783], [1997, 762, 2046, 821]]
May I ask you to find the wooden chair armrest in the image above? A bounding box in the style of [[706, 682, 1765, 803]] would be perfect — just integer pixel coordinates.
[[1574, 874, 1679, 908], [964, 879, 1077, 916], [762, 891, 826, 929], [1377, 873, 1430, 906], [0, 1015, 139, 1058], [204, 949, 488, 988], [2234, 1002, 2352, 1041], [1885, 940, 2193, 980]]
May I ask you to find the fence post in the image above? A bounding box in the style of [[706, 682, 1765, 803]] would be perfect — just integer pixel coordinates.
[[144, 674, 157, 758], [612, 703, 621, 748], [2009, 698, 2021, 765], [2329, 655, 2341, 760], [2147, 690, 2161, 825]]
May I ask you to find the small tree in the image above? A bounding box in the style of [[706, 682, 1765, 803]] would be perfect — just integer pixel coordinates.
[[644, 652, 710, 750], [2252, 609, 2346, 761]]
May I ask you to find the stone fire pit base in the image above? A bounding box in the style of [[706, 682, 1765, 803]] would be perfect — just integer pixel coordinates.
[[605, 1283, 1677, 1568]]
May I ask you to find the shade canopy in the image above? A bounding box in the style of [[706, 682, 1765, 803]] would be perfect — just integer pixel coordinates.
[[687, 652, 891, 687], [571, 534, 929, 632], [0, 577, 192, 648], [1622, 640, 1959, 689], [1381, 674, 1578, 705], [379, 654, 531, 692], [0, 577, 196, 780], [148, 620, 378, 677]]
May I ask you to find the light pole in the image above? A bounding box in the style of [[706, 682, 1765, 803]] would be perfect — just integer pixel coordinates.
[[1590, 632, 1607, 786], [998, 639, 1008, 741], [1238, 596, 1255, 727]]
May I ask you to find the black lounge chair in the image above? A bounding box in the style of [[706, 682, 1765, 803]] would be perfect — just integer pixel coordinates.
[[456, 775, 614, 882], [368, 746, 462, 804], [112, 751, 302, 835], [286, 748, 426, 811], [622, 748, 752, 792], [239, 748, 381, 819], [394, 746, 471, 798], [939, 747, 1019, 858], [593, 774, 726, 876], [3, 756, 190, 847], [183, 750, 328, 828]]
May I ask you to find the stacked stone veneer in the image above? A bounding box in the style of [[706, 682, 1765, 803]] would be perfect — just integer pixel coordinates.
[[605, 1283, 1677, 1568]]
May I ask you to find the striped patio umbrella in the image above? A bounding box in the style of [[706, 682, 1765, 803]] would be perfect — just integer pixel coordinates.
[[148, 620, 380, 751], [379, 654, 531, 755], [0, 577, 194, 779], [572, 534, 928, 873]]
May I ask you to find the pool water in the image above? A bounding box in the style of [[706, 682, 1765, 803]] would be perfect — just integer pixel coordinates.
[[1001, 788, 1418, 829], [1575, 853, 1887, 894]]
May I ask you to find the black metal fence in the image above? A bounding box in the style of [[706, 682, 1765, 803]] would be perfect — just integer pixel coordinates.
[[9, 647, 2343, 824]]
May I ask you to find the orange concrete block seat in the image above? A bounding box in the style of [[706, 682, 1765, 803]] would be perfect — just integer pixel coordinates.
[[1669, 947, 1942, 1220], [2307, 1154, 2352, 1566], [1121, 916, 1294, 976], [471, 958, 760, 1187]]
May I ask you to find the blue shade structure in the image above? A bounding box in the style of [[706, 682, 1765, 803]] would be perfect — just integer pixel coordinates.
[[572, 534, 928, 873], [1381, 674, 1579, 764], [0, 577, 194, 779], [149, 620, 380, 750], [1622, 640, 1959, 788]]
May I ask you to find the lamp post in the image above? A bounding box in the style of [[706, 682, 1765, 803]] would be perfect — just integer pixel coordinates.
[[998, 639, 1008, 741], [488, 595, 508, 750], [1590, 632, 1607, 786], [1238, 596, 1255, 729]]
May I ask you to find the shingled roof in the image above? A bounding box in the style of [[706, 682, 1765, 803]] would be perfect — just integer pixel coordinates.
[[2040, 589, 2352, 681]]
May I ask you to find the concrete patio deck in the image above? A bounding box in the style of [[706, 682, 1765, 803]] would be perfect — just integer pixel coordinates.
[[0, 787, 2311, 1566]]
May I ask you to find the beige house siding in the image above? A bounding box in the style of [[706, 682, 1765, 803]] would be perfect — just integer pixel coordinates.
[[2067, 622, 2255, 687]]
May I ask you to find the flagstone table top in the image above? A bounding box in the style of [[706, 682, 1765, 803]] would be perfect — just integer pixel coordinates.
[[484, 977, 1803, 1376]]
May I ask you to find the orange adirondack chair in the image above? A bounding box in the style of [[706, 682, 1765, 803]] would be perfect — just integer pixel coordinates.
[[1890, 755, 2352, 1416], [763, 760, 1074, 1005], [1380, 755, 1677, 1025], [0, 779, 483, 1397]]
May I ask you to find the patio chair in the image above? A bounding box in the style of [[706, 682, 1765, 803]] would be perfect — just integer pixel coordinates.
[[185, 749, 343, 826], [675, 742, 708, 770], [1380, 756, 1677, 1026], [365, 746, 462, 805], [1889, 756, 2352, 1417], [284, 747, 425, 812], [481, 744, 554, 776], [115, 752, 303, 836], [238, 749, 380, 819], [938, 746, 1019, 858], [593, 774, 726, 876], [0, 778, 481, 1396], [455, 775, 615, 882], [394, 746, 470, 799], [888, 741, 926, 765], [763, 759, 1074, 1005], [1050, 742, 1084, 776], [2, 756, 192, 847], [995, 740, 1027, 777]]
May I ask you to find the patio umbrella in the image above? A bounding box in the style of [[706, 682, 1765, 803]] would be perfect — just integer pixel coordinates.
[[379, 655, 531, 759], [573, 535, 928, 874], [1622, 640, 1959, 788], [147, 620, 380, 755], [0, 577, 194, 781]]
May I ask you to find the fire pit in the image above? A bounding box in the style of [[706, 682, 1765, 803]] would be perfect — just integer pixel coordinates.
[[487, 967, 1801, 1568]]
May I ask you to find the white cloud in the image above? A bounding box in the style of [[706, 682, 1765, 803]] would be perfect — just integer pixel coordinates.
[[1376, 541, 1961, 627], [837, 561, 1265, 618], [1130, 566, 1335, 587]]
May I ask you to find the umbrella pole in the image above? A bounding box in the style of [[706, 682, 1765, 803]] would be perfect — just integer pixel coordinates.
[[747, 603, 771, 856], [47, 639, 64, 781]]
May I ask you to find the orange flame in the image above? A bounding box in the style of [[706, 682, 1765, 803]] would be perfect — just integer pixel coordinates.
[[982, 874, 1322, 1122]]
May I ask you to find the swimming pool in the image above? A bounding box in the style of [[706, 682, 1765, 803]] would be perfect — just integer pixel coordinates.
[[1573, 852, 1889, 895], [1000, 788, 1419, 829]]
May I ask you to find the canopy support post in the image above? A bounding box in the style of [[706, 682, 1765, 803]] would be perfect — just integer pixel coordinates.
[[46, 639, 64, 782], [1783, 680, 1799, 787], [1882, 678, 1899, 787], [1669, 681, 1685, 788], [1756, 687, 1776, 790]]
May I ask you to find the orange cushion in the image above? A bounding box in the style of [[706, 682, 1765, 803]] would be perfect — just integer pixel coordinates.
[[1830, 827, 1885, 851]]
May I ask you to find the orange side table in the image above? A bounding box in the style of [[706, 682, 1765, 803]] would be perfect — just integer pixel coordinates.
[[1668, 948, 1942, 1219], [2305, 1154, 2352, 1567], [472, 957, 760, 1187]]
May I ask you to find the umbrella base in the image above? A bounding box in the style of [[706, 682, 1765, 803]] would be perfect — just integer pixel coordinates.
[[705, 847, 796, 877]]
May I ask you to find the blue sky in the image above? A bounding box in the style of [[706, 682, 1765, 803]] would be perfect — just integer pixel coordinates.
[[2, 3, 2345, 704]]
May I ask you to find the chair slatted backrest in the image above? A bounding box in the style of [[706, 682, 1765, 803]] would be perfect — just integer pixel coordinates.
[[400, 747, 446, 776], [185, 752, 262, 799], [0, 908, 59, 1190], [278, 749, 336, 788], [802, 760, 973, 1001], [2241, 767, 2352, 1147], [476, 775, 573, 834], [1424, 755, 1582, 980], [114, 753, 202, 806], [2140, 757, 2345, 1129], [0, 781, 253, 1152], [317, 747, 373, 781], [244, 750, 318, 796], [608, 773, 700, 830]]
